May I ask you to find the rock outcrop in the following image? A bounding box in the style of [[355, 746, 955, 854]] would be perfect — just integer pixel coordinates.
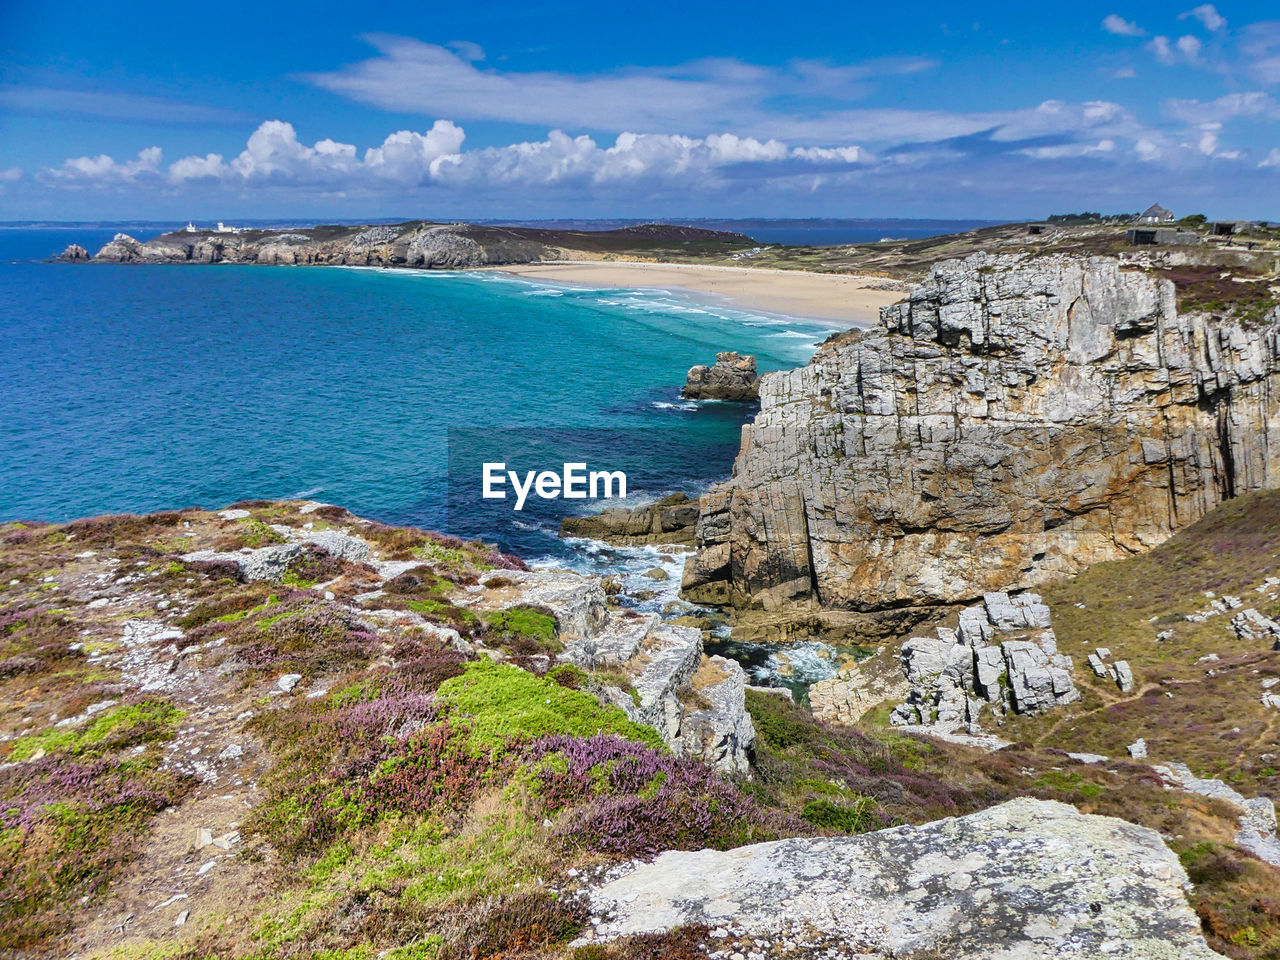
[[94, 233, 147, 262], [808, 647, 908, 725], [1153, 761, 1280, 868], [559, 493, 699, 546], [489, 569, 755, 775], [683, 253, 1280, 613], [889, 591, 1079, 728], [577, 797, 1217, 959], [57, 243, 89, 261], [1232, 607, 1280, 647], [681, 351, 760, 401]]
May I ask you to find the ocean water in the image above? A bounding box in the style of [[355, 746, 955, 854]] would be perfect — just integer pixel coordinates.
[[0, 228, 841, 571]]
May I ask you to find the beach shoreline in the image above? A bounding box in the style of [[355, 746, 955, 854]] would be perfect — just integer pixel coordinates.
[[484, 260, 907, 327]]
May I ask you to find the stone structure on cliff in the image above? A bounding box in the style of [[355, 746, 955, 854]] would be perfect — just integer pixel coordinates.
[[889, 591, 1079, 728], [577, 797, 1217, 959], [681, 351, 760, 401], [683, 253, 1280, 612]]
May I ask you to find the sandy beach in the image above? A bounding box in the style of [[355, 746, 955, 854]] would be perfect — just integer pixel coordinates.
[[490, 261, 907, 327]]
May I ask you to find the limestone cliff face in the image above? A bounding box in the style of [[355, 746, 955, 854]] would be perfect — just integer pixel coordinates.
[[683, 253, 1280, 611]]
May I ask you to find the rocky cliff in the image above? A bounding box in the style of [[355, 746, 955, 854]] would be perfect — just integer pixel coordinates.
[[683, 252, 1280, 612]]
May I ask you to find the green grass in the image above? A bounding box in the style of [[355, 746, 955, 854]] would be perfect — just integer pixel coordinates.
[[435, 659, 663, 753], [482, 607, 557, 643], [7, 699, 183, 761]]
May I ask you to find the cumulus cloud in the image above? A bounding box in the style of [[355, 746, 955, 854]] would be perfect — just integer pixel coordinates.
[[32, 90, 1261, 206], [1180, 4, 1226, 31], [42, 146, 162, 184], [44, 120, 873, 197], [1103, 14, 1145, 37], [362, 121, 466, 182]]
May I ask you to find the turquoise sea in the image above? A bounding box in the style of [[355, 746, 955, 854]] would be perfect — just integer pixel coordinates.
[[0, 228, 842, 571]]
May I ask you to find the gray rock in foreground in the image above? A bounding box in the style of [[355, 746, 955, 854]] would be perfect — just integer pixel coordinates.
[[579, 797, 1216, 959]]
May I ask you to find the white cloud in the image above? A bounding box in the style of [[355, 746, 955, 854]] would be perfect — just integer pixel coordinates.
[[1107, 67, 1138, 79], [363, 121, 466, 182], [0, 167, 21, 182], [1180, 5, 1226, 31], [42, 146, 162, 184], [1148, 34, 1203, 64], [1261, 148, 1280, 167], [1103, 14, 1145, 37], [1020, 139, 1116, 159], [306, 35, 936, 138], [227, 120, 359, 182], [168, 153, 229, 182], [0, 86, 246, 124], [1177, 34, 1203, 60], [1242, 22, 1280, 85], [446, 40, 485, 62], [1165, 92, 1278, 123], [1135, 138, 1162, 160]]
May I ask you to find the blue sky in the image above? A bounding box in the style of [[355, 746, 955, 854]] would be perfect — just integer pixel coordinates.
[[1, 0, 1278, 220]]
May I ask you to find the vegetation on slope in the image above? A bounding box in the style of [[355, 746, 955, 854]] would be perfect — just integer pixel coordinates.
[[2, 498, 1278, 959]]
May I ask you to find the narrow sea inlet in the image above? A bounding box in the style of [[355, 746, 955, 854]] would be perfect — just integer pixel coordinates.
[[0, 228, 837, 570]]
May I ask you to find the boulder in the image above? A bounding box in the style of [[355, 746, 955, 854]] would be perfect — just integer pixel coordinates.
[[578, 797, 1217, 959], [58, 244, 89, 261], [681, 351, 759, 401], [509, 569, 755, 774], [684, 253, 1280, 612]]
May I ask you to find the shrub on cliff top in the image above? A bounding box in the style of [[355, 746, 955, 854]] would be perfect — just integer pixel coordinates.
[[0, 748, 190, 947], [434, 659, 663, 754], [524, 733, 773, 858]]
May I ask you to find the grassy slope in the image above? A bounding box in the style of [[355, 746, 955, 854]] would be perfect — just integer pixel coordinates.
[[991, 489, 1280, 800], [2, 500, 1278, 960]]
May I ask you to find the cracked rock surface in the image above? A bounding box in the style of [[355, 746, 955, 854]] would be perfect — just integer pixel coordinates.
[[684, 253, 1280, 612], [579, 797, 1217, 959]]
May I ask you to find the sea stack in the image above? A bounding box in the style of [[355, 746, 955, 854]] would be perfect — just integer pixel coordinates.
[[681, 351, 759, 401]]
